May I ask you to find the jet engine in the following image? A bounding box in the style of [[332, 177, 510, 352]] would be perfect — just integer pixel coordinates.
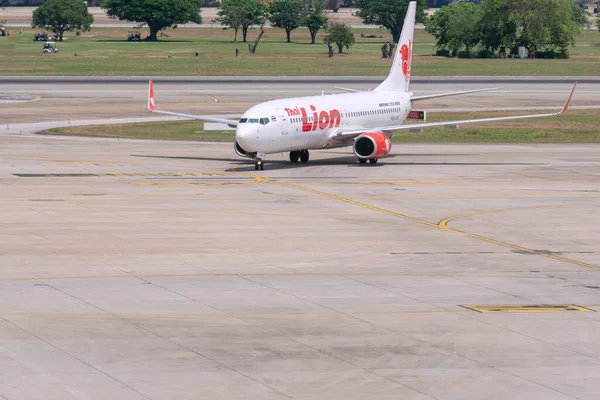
[[353, 132, 392, 159], [234, 141, 253, 158]]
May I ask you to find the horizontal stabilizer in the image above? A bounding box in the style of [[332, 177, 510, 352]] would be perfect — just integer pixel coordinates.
[[335, 87, 362, 93]]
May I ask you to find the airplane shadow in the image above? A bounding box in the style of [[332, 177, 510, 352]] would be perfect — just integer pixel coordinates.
[[132, 153, 544, 173]]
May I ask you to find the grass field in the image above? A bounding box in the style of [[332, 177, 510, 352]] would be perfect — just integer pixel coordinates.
[[46, 109, 600, 143], [1, 26, 600, 76]]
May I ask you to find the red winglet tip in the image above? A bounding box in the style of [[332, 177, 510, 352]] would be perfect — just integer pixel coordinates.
[[148, 80, 156, 112], [560, 82, 576, 115]]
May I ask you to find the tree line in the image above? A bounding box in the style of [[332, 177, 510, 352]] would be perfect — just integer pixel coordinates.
[[216, 0, 328, 44], [30, 0, 595, 59], [216, 0, 355, 54], [426, 0, 590, 58]]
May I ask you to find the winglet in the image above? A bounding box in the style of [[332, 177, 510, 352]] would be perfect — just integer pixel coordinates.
[[148, 80, 156, 112], [557, 82, 576, 115]]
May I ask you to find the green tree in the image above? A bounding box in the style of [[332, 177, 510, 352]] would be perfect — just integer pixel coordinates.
[[570, 2, 591, 29], [240, 0, 266, 43], [482, 0, 583, 51], [217, 0, 244, 42], [354, 0, 426, 43], [268, 0, 305, 43], [479, 0, 517, 53], [426, 3, 482, 57], [31, 0, 93, 42], [425, 4, 454, 53], [102, 0, 202, 41], [305, 0, 328, 44], [323, 21, 355, 53], [217, 0, 266, 42]]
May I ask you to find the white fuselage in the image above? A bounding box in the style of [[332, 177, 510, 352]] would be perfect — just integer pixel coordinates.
[[235, 90, 412, 154]]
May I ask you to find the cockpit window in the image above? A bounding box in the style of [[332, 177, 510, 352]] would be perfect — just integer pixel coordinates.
[[239, 117, 270, 124]]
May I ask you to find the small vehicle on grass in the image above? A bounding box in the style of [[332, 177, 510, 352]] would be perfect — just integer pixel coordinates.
[[43, 42, 58, 53], [127, 32, 141, 41], [33, 32, 49, 41]]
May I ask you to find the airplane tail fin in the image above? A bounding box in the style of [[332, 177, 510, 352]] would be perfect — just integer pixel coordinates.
[[375, 1, 416, 92]]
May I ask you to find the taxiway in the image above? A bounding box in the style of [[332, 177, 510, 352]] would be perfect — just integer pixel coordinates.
[[1, 135, 600, 400], [1, 78, 600, 400]]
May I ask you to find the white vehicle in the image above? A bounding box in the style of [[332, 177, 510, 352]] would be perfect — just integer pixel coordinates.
[[43, 41, 58, 53], [148, 1, 576, 171]]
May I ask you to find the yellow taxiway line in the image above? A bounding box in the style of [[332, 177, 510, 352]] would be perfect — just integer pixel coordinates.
[[231, 168, 600, 272]]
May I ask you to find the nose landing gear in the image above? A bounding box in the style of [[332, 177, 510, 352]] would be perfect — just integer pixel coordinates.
[[254, 153, 265, 171]]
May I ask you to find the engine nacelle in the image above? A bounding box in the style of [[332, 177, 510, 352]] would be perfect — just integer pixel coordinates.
[[234, 141, 254, 158], [353, 132, 392, 159]]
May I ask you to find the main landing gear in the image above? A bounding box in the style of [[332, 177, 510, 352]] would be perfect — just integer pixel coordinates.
[[289, 150, 309, 164], [358, 158, 378, 164]]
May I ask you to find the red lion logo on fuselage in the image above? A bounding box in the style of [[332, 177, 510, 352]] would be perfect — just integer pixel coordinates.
[[399, 40, 412, 82], [284, 106, 341, 132]]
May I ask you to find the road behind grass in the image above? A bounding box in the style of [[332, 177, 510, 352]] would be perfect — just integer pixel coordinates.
[[2, 27, 600, 76], [46, 109, 600, 144]]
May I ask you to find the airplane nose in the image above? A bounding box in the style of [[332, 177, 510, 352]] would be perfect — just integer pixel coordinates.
[[235, 125, 259, 152]]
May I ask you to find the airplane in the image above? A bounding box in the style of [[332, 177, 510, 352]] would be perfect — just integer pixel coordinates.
[[147, 1, 576, 171]]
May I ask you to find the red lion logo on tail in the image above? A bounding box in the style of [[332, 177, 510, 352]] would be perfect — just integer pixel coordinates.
[[399, 40, 412, 82]]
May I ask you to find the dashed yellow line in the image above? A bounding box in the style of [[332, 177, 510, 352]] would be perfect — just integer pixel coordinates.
[[462, 304, 595, 313]]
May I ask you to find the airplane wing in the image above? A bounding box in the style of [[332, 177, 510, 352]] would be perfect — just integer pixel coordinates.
[[411, 87, 497, 101], [147, 80, 239, 127], [332, 83, 576, 140]]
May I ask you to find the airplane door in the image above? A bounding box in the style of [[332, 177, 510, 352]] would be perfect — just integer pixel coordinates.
[[343, 109, 349, 126], [277, 108, 289, 135]]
